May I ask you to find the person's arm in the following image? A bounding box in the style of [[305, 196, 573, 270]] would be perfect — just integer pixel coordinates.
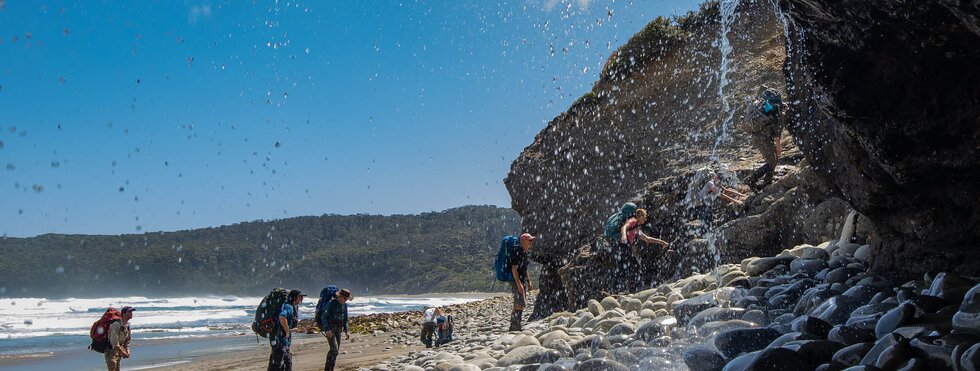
[[720, 192, 743, 205], [278, 314, 289, 341], [511, 265, 524, 294], [344, 304, 350, 339], [723, 187, 747, 199], [620, 221, 631, 244], [638, 231, 669, 248]]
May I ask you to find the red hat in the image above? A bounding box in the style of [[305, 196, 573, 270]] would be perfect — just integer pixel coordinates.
[[519, 233, 536, 242]]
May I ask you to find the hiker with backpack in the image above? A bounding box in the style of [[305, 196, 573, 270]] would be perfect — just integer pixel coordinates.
[[323, 288, 352, 371], [436, 310, 454, 346], [685, 167, 746, 236], [420, 306, 438, 348], [619, 208, 670, 257], [268, 289, 306, 371], [508, 233, 535, 331], [89, 305, 135, 371], [740, 87, 787, 190]]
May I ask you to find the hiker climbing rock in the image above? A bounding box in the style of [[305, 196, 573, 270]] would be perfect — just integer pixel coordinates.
[[685, 167, 746, 236], [740, 87, 786, 190]]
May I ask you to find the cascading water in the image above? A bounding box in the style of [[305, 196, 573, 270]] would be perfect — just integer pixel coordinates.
[[706, 0, 743, 307]]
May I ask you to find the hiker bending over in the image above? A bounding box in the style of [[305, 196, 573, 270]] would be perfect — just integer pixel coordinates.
[[105, 306, 135, 371], [436, 311, 454, 346], [509, 233, 535, 331], [686, 168, 746, 235], [269, 290, 305, 371], [323, 288, 352, 371], [619, 208, 670, 258], [420, 307, 438, 348], [740, 87, 786, 190]]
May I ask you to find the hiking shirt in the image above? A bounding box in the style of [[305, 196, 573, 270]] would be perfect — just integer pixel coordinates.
[[422, 308, 437, 324], [272, 303, 297, 348], [508, 246, 530, 283], [107, 321, 131, 352], [623, 217, 641, 246], [741, 100, 784, 138], [325, 298, 348, 333]]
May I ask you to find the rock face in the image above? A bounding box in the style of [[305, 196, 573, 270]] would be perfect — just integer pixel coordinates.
[[506, 2, 864, 318], [781, 0, 980, 278]]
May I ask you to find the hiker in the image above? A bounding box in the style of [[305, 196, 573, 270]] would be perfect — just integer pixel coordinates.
[[603, 202, 646, 292], [436, 310, 454, 346], [508, 233, 534, 331], [420, 306, 438, 348], [323, 288, 352, 371], [105, 306, 134, 371], [619, 208, 670, 257], [269, 289, 305, 371], [686, 167, 746, 235], [740, 87, 786, 190]]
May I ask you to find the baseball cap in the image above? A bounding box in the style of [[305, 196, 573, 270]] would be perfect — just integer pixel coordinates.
[[519, 233, 536, 242], [288, 289, 306, 299], [121, 306, 136, 313]]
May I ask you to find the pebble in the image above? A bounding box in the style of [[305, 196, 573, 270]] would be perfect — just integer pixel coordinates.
[[713, 327, 782, 358]]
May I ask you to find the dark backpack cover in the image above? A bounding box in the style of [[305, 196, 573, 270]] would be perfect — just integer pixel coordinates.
[[88, 307, 121, 353], [494, 236, 519, 282], [251, 287, 290, 338], [314, 285, 339, 329]]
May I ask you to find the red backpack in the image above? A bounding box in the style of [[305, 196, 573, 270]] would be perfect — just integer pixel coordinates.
[[89, 307, 121, 353]]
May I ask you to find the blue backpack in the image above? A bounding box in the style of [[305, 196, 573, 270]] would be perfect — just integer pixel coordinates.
[[314, 285, 339, 329], [494, 236, 520, 282], [604, 202, 638, 241]]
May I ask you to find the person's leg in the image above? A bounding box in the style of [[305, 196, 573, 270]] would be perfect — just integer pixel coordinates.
[[104, 349, 120, 371], [509, 280, 524, 331], [268, 347, 283, 371], [284, 348, 293, 371], [325, 334, 339, 371]]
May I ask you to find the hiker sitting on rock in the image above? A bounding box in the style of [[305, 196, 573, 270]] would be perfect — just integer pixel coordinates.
[[619, 208, 670, 258], [740, 87, 787, 190]]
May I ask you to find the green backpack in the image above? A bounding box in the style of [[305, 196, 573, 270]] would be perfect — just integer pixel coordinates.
[[603, 202, 637, 241]]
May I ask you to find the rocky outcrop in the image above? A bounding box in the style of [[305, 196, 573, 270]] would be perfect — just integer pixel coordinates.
[[781, 0, 980, 278], [506, 2, 865, 318]]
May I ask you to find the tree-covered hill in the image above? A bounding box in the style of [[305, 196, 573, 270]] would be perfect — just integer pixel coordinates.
[[0, 206, 522, 298]]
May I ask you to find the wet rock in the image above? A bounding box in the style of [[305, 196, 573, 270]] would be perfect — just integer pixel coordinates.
[[742, 309, 768, 325], [792, 258, 829, 276], [828, 325, 876, 346], [507, 335, 542, 352], [671, 293, 716, 325], [859, 333, 900, 366], [544, 338, 573, 357], [846, 313, 884, 332], [791, 315, 833, 338], [586, 300, 603, 316], [895, 358, 928, 371], [954, 283, 980, 335], [826, 267, 863, 284], [960, 342, 980, 371], [811, 295, 866, 325], [875, 303, 916, 339], [832, 342, 875, 367], [785, 340, 845, 365], [722, 351, 760, 371], [927, 273, 974, 304], [853, 245, 871, 263], [910, 337, 955, 369], [575, 358, 629, 371], [648, 335, 671, 347], [746, 256, 795, 276], [746, 347, 814, 371], [623, 298, 641, 313], [571, 313, 593, 329], [538, 349, 561, 364], [684, 346, 726, 371], [698, 320, 759, 337], [873, 335, 914, 370], [606, 323, 634, 337], [688, 307, 747, 328], [497, 345, 548, 367], [599, 296, 620, 311], [635, 315, 676, 341], [448, 364, 482, 371], [767, 332, 817, 348], [714, 327, 782, 358], [905, 295, 949, 314]]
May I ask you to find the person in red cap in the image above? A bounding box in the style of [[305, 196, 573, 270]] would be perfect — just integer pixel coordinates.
[[105, 306, 135, 371], [508, 233, 535, 331]]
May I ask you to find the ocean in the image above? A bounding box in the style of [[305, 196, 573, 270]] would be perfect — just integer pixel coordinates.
[[0, 294, 485, 369]]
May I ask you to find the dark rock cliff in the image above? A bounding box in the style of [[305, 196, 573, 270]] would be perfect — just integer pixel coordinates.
[[507, 0, 978, 319], [506, 1, 861, 318], [781, 0, 980, 278]]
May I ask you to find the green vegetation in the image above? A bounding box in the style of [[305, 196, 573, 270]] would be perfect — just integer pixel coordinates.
[[0, 206, 522, 297], [600, 1, 720, 80]]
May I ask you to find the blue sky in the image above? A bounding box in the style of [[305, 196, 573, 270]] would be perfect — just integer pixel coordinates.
[[0, 0, 702, 237]]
